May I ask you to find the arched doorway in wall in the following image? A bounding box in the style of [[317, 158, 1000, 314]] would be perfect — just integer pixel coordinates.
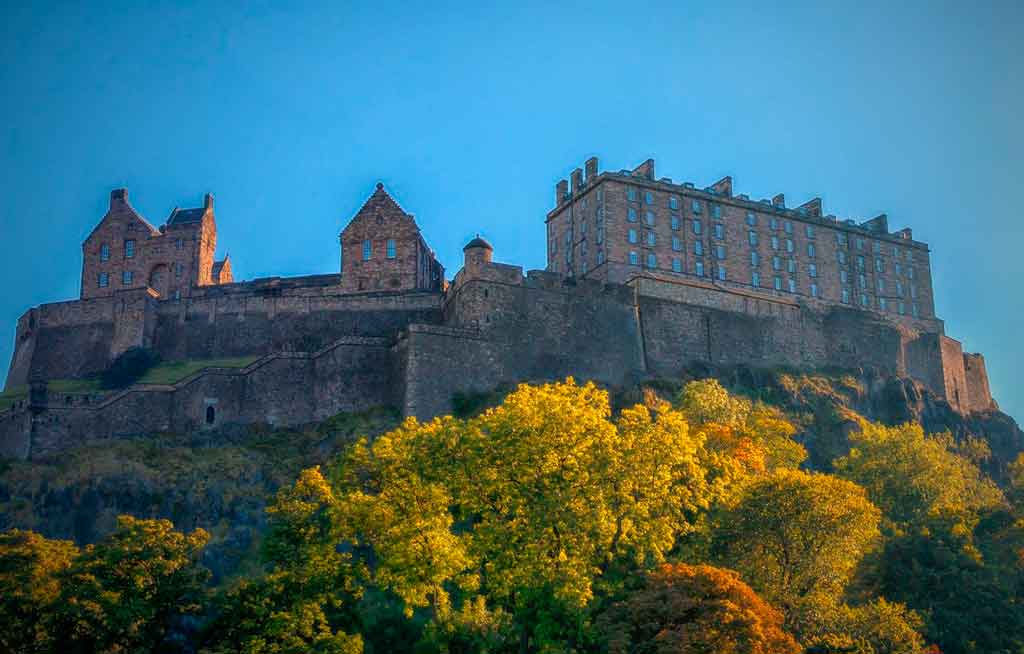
[[148, 263, 170, 298], [205, 405, 215, 425]]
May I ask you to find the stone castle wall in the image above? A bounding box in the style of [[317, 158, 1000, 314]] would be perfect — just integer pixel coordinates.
[[1, 260, 996, 460]]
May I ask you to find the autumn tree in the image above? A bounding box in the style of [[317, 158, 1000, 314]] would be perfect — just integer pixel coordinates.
[[712, 469, 881, 615], [45, 516, 209, 654], [0, 529, 79, 654], [597, 563, 802, 654], [334, 379, 719, 652], [200, 467, 363, 654]]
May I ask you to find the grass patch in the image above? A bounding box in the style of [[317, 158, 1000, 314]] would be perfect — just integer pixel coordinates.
[[136, 356, 262, 385], [48, 378, 104, 393], [0, 385, 28, 412]]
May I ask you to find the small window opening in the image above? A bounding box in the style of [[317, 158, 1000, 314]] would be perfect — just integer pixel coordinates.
[[205, 406, 215, 424]]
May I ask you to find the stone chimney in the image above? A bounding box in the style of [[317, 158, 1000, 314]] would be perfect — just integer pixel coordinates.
[[710, 176, 733, 197], [556, 179, 568, 206], [570, 168, 584, 193], [797, 197, 822, 217], [584, 157, 598, 182], [772, 193, 786, 208], [110, 188, 128, 208], [632, 158, 655, 180]]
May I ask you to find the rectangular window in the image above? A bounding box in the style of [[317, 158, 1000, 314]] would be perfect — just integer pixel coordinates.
[[772, 256, 781, 271], [837, 232, 848, 246], [912, 303, 920, 317], [628, 188, 638, 202], [750, 251, 760, 266], [748, 230, 758, 246], [858, 273, 867, 288], [746, 212, 756, 226], [806, 225, 815, 238], [906, 250, 913, 262], [645, 191, 654, 205], [751, 271, 761, 287], [808, 263, 818, 277], [671, 214, 680, 230], [860, 293, 869, 307], [896, 281, 903, 296], [670, 196, 680, 210], [175, 238, 184, 250], [787, 259, 797, 274], [788, 278, 796, 293], [629, 251, 639, 265], [899, 301, 906, 315], [629, 229, 638, 244], [98, 272, 109, 288], [770, 217, 779, 231], [785, 239, 794, 253], [100, 243, 110, 261], [879, 297, 888, 311], [175, 263, 183, 278], [895, 262, 902, 276], [646, 231, 656, 246], [597, 249, 605, 264], [910, 284, 917, 299], [873, 241, 881, 254], [877, 278, 885, 293], [122, 270, 133, 285], [907, 266, 915, 279], [696, 260, 705, 276], [672, 257, 682, 272], [807, 243, 816, 257], [711, 204, 722, 219], [774, 276, 782, 290], [838, 251, 847, 264], [784, 221, 793, 234], [693, 219, 702, 235], [596, 228, 603, 244], [771, 236, 779, 250], [810, 283, 819, 297], [695, 241, 704, 256], [842, 288, 850, 304], [628, 207, 638, 222], [691, 199, 702, 214], [672, 236, 682, 251], [714, 223, 724, 239], [645, 210, 656, 225], [386, 239, 396, 258], [647, 253, 657, 268], [124, 239, 135, 258], [717, 265, 726, 281], [856, 255, 865, 270], [875, 258, 883, 273], [856, 238, 864, 251], [715, 245, 726, 260], [363, 239, 372, 260], [841, 270, 848, 284]]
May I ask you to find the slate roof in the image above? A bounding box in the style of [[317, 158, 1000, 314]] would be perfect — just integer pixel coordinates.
[[212, 257, 230, 277], [463, 236, 493, 251], [167, 207, 207, 225]]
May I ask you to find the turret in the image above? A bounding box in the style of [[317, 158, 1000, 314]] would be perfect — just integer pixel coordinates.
[[463, 235, 493, 272]]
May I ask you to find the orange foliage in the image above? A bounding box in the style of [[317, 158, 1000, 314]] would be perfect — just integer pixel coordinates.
[[599, 562, 802, 654]]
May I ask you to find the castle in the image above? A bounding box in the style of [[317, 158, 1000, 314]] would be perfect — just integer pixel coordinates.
[[0, 157, 995, 460]]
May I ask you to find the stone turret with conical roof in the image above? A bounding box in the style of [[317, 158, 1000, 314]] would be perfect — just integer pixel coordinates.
[[338, 182, 444, 293]]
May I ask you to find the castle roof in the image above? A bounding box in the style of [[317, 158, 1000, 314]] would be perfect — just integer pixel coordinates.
[[167, 207, 206, 225], [340, 183, 415, 236], [212, 256, 230, 277], [463, 236, 493, 251]]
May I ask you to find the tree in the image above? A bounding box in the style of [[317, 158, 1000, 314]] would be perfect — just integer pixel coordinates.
[[334, 379, 718, 652], [597, 563, 802, 654], [788, 595, 926, 654], [0, 529, 79, 654], [201, 467, 363, 654], [833, 422, 1004, 530], [100, 347, 161, 389], [712, 469, 881, 615], [51, 516, 210, 654]]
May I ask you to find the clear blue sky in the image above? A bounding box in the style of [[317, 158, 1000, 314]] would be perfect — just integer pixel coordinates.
[[1, 1, 1021, 419]]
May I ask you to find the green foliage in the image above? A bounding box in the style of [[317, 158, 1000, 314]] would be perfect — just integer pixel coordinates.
[[136, 356, 261, 385], [834, 421, 1005, 530], [712, 469, 882, 612], [788, 595, 926, 654]]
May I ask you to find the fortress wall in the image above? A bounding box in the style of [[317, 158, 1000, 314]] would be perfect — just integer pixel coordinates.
[[0, 407, 31, 459], [963, 353, 994, 412], [939, 336, 969, 413]]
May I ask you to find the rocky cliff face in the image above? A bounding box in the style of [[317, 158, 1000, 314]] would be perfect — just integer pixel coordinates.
[[0, 369, 1019, 582]]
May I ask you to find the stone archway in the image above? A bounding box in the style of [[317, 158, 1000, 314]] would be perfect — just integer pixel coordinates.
[[148, 263, 170, 298]]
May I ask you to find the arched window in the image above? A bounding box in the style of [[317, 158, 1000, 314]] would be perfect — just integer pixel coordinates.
[[205, 406, 215, 425]]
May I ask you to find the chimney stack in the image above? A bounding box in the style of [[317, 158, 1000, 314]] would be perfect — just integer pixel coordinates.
[[632, 158, 655, 180], [555, 179, 568, 206], [772, 193, 785, 208], [204, 193, 214, 210], [110, 188, 128, 207], [570, 168, 583, 193], [584, 157, 598, 182], [710, 176, 733, 197]]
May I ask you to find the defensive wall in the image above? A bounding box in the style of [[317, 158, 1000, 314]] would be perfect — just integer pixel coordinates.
[[0, 257, 995, 461]]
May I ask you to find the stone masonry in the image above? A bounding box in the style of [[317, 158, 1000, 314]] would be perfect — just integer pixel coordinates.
[[0, 166, 998, 460]]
